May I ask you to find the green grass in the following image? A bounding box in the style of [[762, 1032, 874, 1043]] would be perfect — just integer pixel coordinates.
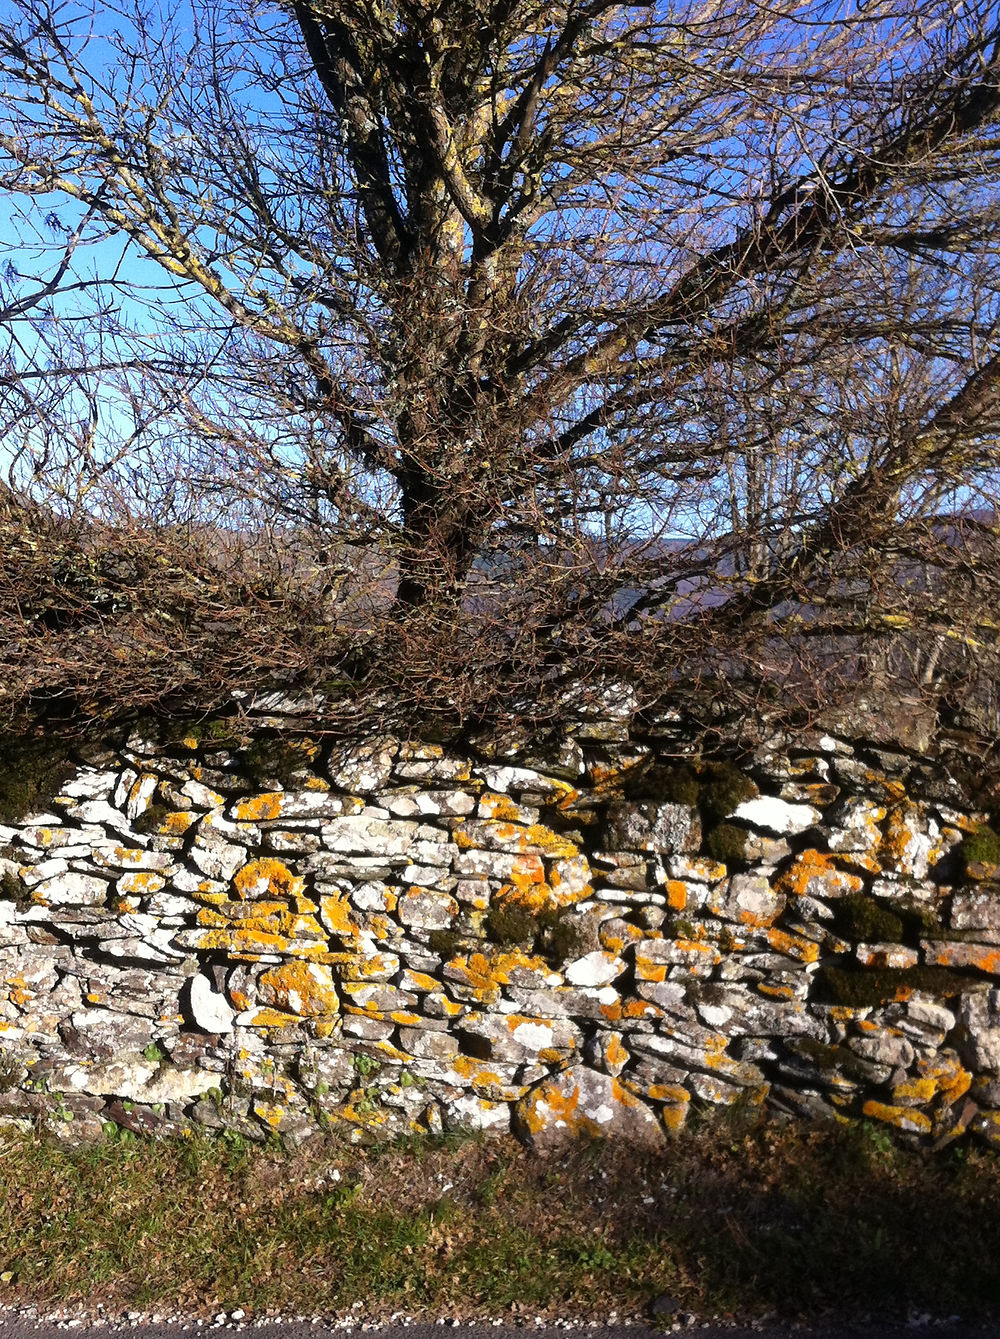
[[1, 1114, 999, 1322]]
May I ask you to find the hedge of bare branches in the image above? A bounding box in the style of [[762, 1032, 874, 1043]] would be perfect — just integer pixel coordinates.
[[0, 0, 998, 740]]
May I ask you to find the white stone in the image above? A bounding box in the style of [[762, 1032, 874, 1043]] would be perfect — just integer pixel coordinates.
[[564, 951, 625, 988], [188, 973, 236, 1034], [190, 835, 246, 883], [732, 795, 821, 835], [19, 857, 70, 887], [478, 765, 544, 793], [63, 800, 132, 832], [181, 779, 227, 809], [32, 871, 109, 907], [125, 772, 159, 821], [58, 769, 119, 801], [328, 737, 398, 793], [320, 815, 418, 856]]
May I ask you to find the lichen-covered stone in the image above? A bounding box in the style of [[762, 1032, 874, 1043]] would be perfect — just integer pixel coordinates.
[[514, 1065, 664, 1148]]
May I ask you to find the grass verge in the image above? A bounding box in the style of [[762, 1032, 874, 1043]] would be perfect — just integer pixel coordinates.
[[1, 1112, 999, 1323]]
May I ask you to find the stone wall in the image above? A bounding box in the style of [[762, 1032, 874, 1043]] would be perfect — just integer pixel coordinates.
[[2, 704, 1000, 1150]]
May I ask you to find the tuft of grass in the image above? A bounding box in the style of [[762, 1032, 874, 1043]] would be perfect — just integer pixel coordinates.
[[0, 1116, 999, 1323]]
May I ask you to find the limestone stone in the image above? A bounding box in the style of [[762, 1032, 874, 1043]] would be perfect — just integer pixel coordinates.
[[514, 1065, 664, 1148], [457, 1012, 580, 1062], [604, 801, 700, 854], [398, 1026, 460, 1060], [951, 889, 1000, 934], [564, 950, 625, 987], [847, 1026, 914, 1068], [320, 815, 418, 857], [731, 795, 821, 835], [958, 990, 1000, 1072], [441, 1092, 511, 1133], [397, 887, 458, 930], [707, 874, 785, 927], [187, 973, 236, 1034]]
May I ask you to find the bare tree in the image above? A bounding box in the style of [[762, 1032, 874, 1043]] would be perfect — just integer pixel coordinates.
[[1, 0, 999, 732]]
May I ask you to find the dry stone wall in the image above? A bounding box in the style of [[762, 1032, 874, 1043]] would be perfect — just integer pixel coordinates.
[[2, 704, 1000, 1150]]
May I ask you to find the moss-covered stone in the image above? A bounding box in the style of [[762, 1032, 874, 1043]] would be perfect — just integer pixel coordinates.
[[427, 928, 468, 959], [0, 729, 76, 823], [835, 893, 905, 944], [813, 963, 970, 1008], [0, 867, 30, 910], [706, 823, 749, 863], [626, 763, 701, 807], [132, 802, 171, 835], [964, 824, 1000, 872], [243, 736, 312, 786], [698, 762, 760, 822], [485, 901, 540, 946]]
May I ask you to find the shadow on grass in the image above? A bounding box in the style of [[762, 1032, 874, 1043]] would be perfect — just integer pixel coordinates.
[[0, 1113, 998, 1322]]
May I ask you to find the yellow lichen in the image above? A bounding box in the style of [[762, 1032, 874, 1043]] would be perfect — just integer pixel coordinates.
[[232, 857, 304, 901], [861, 1100, 931, 1134], [235, 793, 284, 822]]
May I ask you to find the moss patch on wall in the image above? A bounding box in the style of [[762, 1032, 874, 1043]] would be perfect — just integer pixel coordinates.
[[0, 729, 77, 824]]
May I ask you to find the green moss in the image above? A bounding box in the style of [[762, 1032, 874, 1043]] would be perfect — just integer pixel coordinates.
[[0, 867, 31, 911], [132, 803, 171, 835], [706, 823, 749, 863], [427, 929, 467, 959], [813, 964, 970, 1009], [698, 762, 759, 822], [964, 824, 1000, 870], [669, 917, 697, 940], [485, 902, 539, 946], [0, 730, 76, 824], [242, 737, 310, 786], [835, 893, 904, 944], [626, 764, 700, 807]]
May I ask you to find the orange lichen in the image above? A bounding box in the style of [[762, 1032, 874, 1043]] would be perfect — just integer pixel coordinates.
[[665, 880, 687, 911], [923, 941, 1000, 974], [117, 870, 166, 894], [320, 890, 360, 939], [891, 1077, 937, 1105], [479, 792, 525, 823], [232, 857, 305, 901], [757, 982, 795, 1000], [235, 793, 283, 822], [164, 811, 197, 835], [258, 961, 340, 1018], [448, 948, 550, 994], [766, 927, 820, 963], [600, 998, 661, 1022], [776, 850, 864, 898], [861, 1099, 931, 1134]]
